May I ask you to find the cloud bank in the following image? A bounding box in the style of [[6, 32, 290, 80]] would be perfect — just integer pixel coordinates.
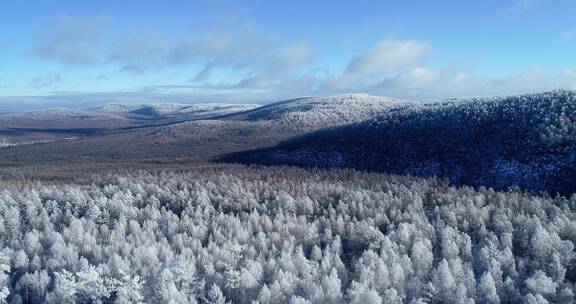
[[14, 14, 576, 106], [32, 15, 108, 65]]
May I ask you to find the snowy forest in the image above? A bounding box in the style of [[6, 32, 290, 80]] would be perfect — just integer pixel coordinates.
[[2, 0, 576, 302], [227, 91, 576, 196], [0, 166, 575, 303]]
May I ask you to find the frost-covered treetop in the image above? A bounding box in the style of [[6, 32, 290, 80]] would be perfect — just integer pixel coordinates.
[[0, 166, 574, 303]]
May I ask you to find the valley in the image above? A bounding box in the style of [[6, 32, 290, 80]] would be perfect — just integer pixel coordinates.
[[3, 2, 574, 302], [1, 91, 574, 197], [0, 91, 575, 303]]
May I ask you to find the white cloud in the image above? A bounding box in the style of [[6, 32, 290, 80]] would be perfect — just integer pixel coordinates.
[[109, 30, 170, 72], [561, 30, 576, 39], [32, 15, 108, 65], [314, 38, 575, 99], [368, 67, 574, 99], [321, 39, 430, 92], [346, 40, 429, 76], [516, 0, 535, 8], [169, 37, 575, 101], [108, 28, 267, 73], [30, 73, 63, 90], [31, 16, 292, 77], [227, 42, 316, 89], [269, 42, 315, 73], [509, 0, 538, 12], [564, 69, 576, 89], [6, 65, 574, 111], [22, 17, 576, 103], [391, 67, 441, 88], [166, 27, 268, 68]]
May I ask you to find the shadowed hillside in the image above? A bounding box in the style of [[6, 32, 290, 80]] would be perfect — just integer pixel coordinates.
[[224, 90, 576, 196], [0, 94, 399, 177]]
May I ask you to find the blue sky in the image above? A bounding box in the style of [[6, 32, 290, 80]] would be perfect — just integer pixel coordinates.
[[0, 0, 575, 108]]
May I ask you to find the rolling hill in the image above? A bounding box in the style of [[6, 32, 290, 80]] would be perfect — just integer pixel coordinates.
[[89, 102, 259, 119], [0, 94, 400, 177], [0, 102, 260, 129], [223, 93, 400, 129], [3, 91, 575, 196], [0, 102, 259, 145], [139, 94, 402, 158], [224, 90, 576, 195]]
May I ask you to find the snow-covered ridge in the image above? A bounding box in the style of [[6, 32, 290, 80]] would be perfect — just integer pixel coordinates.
[[229, 90, 576, 195], [1, 94, 399, 123], [1, 107, 121, 121], [234, 93, 402, 129], [1, 103, 261, 121], [89, 102, 260, 116]]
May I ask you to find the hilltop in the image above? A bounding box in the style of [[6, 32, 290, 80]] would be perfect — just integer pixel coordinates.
[[224, 90, 576, 195]]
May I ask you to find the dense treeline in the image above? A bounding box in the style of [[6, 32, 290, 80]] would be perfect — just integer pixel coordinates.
[[0, 166, 575, 303], [226, 90, 576, 196]]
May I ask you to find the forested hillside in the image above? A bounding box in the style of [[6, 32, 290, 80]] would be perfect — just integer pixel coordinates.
[[223, 94, 399, 130], [226, 91, 576, 196], [145, 94, 399, 147], [0, 166, 575, 303], [0, 94, 399, 171]]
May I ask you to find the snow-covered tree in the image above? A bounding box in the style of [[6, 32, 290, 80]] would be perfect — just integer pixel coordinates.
[[0, 166, 574, 303], [478, 272, 500, 304], [0, 250, 10, 303]]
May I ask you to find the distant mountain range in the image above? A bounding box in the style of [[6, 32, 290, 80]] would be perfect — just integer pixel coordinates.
[[0, 94, 405, 180], [89, 102, 259, 117], [0, 102, 259, 129], [1, 91, 575, 195]]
